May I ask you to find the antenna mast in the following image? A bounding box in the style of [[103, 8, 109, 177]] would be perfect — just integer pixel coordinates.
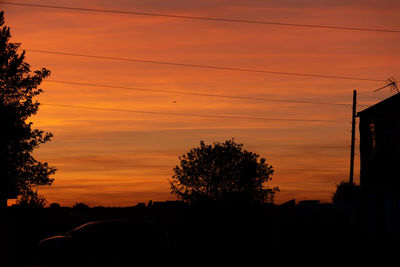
[[374, 77, 399, 93]]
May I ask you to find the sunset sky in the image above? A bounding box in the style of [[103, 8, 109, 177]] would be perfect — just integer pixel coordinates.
[[2, 0, 400, 206]]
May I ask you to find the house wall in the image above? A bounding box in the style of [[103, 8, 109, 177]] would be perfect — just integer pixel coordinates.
[[359, 114, 400, 192]]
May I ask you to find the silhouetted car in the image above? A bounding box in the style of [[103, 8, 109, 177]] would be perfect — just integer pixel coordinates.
[[37, 219, 170, 266]]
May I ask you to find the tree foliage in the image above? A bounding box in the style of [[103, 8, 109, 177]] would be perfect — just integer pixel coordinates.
[[0, 11, 56, 202], [49, 202, 61, 208], [73, 202, 90, 209], [16, 189, 47, 208], [170, 139, 278, 205], [332, 181, 361, 204]]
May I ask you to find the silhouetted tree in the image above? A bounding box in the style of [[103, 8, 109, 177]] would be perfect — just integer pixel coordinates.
[[332, 181, 361, 204], [0, 11, 56, 207], [170, 139, 278, 205], [49, 202, 61, 208], [135, 202, 146, 208], [16, 188, 47, 208], [73, 202, 90, 209]]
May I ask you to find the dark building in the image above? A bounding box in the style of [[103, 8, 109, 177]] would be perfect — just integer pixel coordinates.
[[357, 93, 400, 193], [357, 93, 400, 233]]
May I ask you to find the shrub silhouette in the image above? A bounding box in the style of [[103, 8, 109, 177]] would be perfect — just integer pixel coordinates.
[[73, 202, 90, 209], [332, 181, 361, 204], [16, 189, 47, 208], [49, 202, 61, 208]]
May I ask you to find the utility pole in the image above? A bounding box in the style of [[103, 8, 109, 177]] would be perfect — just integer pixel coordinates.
[[349, 90, 357, 184]]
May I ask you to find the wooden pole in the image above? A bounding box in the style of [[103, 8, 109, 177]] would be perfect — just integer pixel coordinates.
[[349, 90, 357, 184]]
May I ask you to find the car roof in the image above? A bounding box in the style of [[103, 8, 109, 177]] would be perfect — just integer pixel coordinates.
[[66, 219, 165, 236]]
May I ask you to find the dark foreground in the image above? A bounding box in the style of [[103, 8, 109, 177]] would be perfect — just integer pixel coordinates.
[[1, 202, 399, 266]]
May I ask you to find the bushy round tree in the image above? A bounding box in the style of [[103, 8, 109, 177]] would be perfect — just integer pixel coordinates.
[[170, 139, 278, 205]]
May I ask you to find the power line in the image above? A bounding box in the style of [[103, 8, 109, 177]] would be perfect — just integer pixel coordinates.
[[26, 49, 385, 82], [42, 103, 348, 123], [45, 80, 359, 107], [2, 1, 400, 34]]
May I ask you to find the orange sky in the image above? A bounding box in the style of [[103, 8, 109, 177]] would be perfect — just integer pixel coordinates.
[[2, 0, 400, 206]]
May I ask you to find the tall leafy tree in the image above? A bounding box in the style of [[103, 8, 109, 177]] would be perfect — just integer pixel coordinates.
[[0, 11, 56, 207], [170, 139, 278, 205]]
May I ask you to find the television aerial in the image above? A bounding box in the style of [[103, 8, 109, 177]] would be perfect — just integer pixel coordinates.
[[374, 77, 399, 93]]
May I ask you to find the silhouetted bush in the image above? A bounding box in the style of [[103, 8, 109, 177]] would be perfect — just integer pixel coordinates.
[[135, 202, 146, 208], [16, 189, 47, 208], [49, 202, 61, 208], [332, 181, 361, 204], [73, 202, 90, 209]]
